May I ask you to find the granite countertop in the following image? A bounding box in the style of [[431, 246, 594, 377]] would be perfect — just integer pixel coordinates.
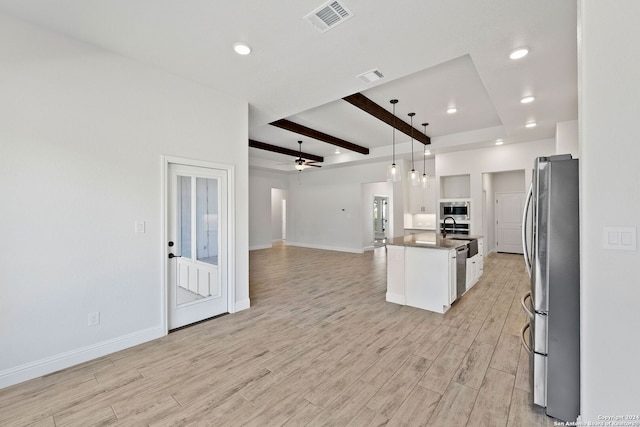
[[386, 232, 483, 250], [386, 232, 465, 250]]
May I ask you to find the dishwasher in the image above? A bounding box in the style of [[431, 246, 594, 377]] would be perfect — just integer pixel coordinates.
[[456, 245, 468, 299]]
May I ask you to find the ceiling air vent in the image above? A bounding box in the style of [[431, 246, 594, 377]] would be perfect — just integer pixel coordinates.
[[304, 1, 354, 33], [356, 69, 384, 83]]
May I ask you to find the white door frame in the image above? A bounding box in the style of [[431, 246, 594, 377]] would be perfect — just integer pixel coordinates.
[[161, 155, 236, 334]]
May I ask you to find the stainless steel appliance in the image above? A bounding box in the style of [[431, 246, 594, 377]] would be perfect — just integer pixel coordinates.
[[439, 221, 469, 235], [520, 154, 580, 422], [439, 200, 470, 220]]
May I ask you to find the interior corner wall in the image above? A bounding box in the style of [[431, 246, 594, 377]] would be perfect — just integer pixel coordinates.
[[0, 13, 249, 388], [248, 168, 289, 250], [436, 139, 555, 236], [286, 160, 401, 253], [579, 0, 640, 419], [482, 173, 495, 252], [556, 120, 579, 158]]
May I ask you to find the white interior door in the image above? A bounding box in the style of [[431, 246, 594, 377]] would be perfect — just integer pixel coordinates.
[[167, 163, 228, 329], [496, 192, 525, 254]]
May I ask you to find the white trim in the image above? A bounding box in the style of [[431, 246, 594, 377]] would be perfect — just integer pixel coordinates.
[[250, 244, 272, 251], [161, 155, 237, 323], [0, 326, 163, 389], [160, 158, 169, 334], [363, 245, 375, 252], [233, 299, 251, 312], [386, 292, 406, 305], [285, 241, 364, 254]]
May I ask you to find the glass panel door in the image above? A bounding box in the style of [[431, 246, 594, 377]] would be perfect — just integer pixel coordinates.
[[168, 164, 228, 329]]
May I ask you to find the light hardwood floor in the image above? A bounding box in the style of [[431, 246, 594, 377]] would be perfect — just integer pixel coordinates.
[[0, 244, 557, 426]]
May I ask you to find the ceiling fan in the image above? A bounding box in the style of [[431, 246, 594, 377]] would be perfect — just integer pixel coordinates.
[[293, 140, 321, 170]]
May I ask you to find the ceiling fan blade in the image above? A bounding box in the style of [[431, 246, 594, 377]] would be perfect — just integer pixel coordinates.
[[306, 164, 322, 168]]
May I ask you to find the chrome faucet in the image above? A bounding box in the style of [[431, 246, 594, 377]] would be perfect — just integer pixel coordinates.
[[441, 216, 457, 238]]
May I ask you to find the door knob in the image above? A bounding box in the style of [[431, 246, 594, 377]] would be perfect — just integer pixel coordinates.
[[168, 253, 181, 259]]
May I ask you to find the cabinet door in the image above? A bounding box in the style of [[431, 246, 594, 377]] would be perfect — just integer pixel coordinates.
[[424, 177, 437, 214], [477, 238, 484, 275], [409, 185, 423, 213]]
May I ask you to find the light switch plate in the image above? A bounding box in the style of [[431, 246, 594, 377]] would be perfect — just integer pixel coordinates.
[[135, 221, 146, 234], [603, 227, 636, 251]]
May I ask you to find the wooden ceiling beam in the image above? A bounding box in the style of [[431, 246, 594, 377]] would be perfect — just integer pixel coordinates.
[[249, 139, 324, 163], [270, 119, 370, 155], [342, 92, 431, 145]]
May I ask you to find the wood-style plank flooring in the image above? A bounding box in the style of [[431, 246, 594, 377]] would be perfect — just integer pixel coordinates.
[[0, 244, 557, 426]]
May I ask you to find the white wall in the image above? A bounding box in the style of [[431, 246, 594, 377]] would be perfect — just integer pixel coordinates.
[[0, 13, 249, 387], [248, 168, 288, 250], [286, 160, 404, 253], [436, 139, 555, 236], [579, 0, 640, 419], [492, 170, 525, 193], [556, 120, 579, 158]]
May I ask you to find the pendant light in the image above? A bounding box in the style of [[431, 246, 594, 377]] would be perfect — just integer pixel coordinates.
[[407, 112, 419, 186], [386, 99, 401, 182], [421, 123, 429, 188]]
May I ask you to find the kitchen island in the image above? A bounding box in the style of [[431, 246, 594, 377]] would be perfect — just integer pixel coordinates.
[[386, 232, 483, 314]]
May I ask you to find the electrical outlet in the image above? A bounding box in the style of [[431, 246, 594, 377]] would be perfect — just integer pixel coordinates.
[[88, 311, 100, 327]]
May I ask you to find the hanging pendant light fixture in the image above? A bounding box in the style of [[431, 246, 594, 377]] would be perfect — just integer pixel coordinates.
[[421, 123, 429, 188], [386, 99, 401, 182], [407, 112, 419, 186]]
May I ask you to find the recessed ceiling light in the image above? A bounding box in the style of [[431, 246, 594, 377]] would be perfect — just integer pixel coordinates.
[[424, 150, 431, 156], [526, 122, 537, 128], [233, 42, 252, 55], [521, 96, 535, 104], [509, 48, 529, 60], [447, 107, 457, 114], [334, 148, 340, 154], [495, 139, 504, 145]]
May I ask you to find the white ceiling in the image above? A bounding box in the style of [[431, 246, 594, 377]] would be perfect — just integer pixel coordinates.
[[0, 0, 577, 172]]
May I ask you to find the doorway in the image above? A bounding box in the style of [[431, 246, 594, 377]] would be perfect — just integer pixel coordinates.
[[373, 196, 389, 243], [271, 188, 287, 243], [165, 160, 232, 330]]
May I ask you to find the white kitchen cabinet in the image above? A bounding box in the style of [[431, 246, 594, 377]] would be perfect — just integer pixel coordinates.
[[403, 246, 456, 314], [466, 255, 479, 289], [465, 238, 484, 290], [478, 238, 484, 275], [409, 177, 436, 214]]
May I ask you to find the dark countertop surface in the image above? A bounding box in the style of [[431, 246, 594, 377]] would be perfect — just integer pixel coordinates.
[[386, 232, 483, 250]]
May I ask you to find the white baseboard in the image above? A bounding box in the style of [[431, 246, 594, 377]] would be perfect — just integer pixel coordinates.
[[233, 299, 251, 312], [285, 241, 364, 254], [249, 244, 272, 251], [0, 326, 164, 390], [386, 292, 406, 305], [363, 245, 375, 252]]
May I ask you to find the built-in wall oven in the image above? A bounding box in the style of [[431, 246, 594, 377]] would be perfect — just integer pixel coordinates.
[[439, 199, 470, 221], [439, 199, 470, 235]]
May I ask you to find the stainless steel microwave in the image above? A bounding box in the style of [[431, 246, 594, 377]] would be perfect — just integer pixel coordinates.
[[439, 200, 470, 220]]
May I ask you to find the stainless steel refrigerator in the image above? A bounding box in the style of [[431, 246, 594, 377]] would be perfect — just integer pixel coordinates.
[[521, 154, 580, 422]]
